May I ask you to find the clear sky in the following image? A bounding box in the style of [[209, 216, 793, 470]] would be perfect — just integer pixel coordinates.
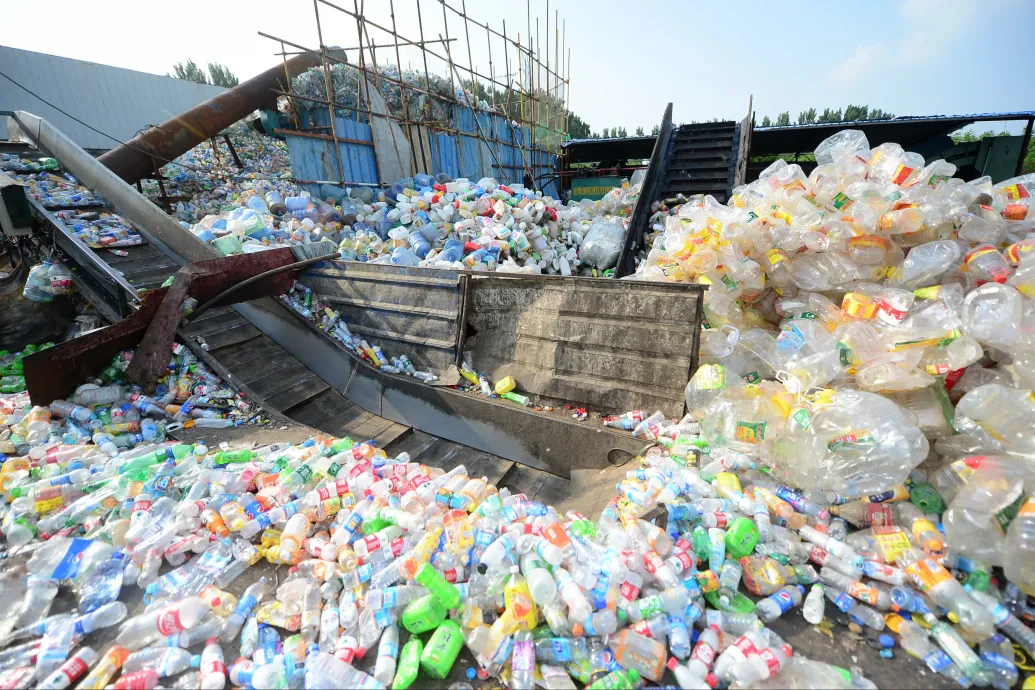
[[2, 0, 1033, 133]]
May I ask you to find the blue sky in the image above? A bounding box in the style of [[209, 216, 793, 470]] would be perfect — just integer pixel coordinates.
[[3, 0, 1033, 133]]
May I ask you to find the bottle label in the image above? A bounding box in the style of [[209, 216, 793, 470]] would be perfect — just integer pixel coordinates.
[[833, 591, 854, 613], [552, 638, 573, 662], [923, 649, 952, 673], [233, 594, 258, 619], [847, 581, 879, 606], [51, 538, 93, 579], [671, 551, 695, 572], [692, 641, 716, 666], [906, 558, 952, 593], [770, 588, 797, 613], [513, 639, 535, 671], [758, 647, 782, 674], [156, 607, 186, 635]]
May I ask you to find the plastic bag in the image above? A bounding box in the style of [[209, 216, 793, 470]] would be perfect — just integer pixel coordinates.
[[579, 219, 627, 269]]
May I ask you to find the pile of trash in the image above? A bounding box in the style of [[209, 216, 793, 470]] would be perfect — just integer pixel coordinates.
[[142, 122, 300, 225], [1, 165, 106, 210], [187, 172, 639, 277], [281, 281, 439, 383], [290, 63, 485, 123], [2, 324, 1035, 689]]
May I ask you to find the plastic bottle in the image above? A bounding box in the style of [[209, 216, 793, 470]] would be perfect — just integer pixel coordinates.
[[393, 635, 423, 690], [755, 584, 805, 622], [803, 583, 825, 624], [116, 596, 209, 647], [373, 622, 399, 685], [38, 647, 99, 690]]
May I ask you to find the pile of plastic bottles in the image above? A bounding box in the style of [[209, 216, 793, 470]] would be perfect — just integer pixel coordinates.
[[290, 64, 473, 123], [8, 335, 1035, 688], [281, 281, 438, 384], [0, 154, 59, 173], [144, 122, 299, 225], [52, 210, 144, 249], [3, 170, 105, 209], [184, 170, 639, 276]]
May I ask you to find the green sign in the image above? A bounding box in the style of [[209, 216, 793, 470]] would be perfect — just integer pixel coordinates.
[[571, 176, 621, 201]]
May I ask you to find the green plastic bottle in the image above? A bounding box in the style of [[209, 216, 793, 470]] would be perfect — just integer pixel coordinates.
[[724, 517, 759, 558], [692, 525, 711, 562], [392, 636, 423, 690], [414, 562, 461, 609], [419, 620, 464, 679], [587, 667, 640, 689], [401, 594, 447, 634]]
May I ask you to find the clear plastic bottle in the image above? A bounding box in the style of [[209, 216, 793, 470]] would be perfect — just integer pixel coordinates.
[[803, 583, 825, 624]]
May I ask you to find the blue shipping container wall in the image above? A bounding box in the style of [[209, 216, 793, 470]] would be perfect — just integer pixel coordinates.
[[285, 105, 559, 198]]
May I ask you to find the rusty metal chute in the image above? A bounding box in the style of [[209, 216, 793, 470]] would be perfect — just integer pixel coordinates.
[[97, 53, 320, 185]]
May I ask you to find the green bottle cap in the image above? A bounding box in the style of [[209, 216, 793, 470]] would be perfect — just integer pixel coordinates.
[[963, 569, 990, 592], [909, 483, 945, 514], [724, 517, 759, 559]]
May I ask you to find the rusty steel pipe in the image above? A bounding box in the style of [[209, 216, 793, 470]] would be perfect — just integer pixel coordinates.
[[98, 53, 320, 184]]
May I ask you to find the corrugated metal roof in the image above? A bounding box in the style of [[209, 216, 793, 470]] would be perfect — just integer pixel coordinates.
[[755, 111, 1035, 132], [0, 46, 226, 150]]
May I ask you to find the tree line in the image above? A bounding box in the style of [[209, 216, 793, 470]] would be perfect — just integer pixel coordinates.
[[169, 59, 240, 88], [761, 104, 894, 127]]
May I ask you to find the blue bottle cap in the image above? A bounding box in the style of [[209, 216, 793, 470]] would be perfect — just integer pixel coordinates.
[[466, 667, 477, 680], [879, 634, 895, 648]]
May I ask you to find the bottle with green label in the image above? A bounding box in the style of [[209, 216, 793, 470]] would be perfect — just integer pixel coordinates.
[[392, 636, 423, 690], [414, 562, 461, 609], [419, 619, 464, 679], [586, 667, 640, 689], [401, 594, 447, 634]]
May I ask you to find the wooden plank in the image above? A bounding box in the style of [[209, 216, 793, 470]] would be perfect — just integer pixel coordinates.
[[455, 447, 513, 486], [371, 422, 410, 451], [186, 314, 249, 338], [184, 305, 236, 325], [247, 364, 317, 399], [531, 474, 570, 506], [209, 336, 284, 368], [496, 463, 549, 499], [198, 323, 262, 350], [324, 410, 375, 438], [386, 429, 438, 460], [345, 415, 399, 443], [312, 403, 371, 439], [285, 389, 353, 428], [233, 351, 300, 386], [263, 377, 330, 412], [411, 439, 464, 469]]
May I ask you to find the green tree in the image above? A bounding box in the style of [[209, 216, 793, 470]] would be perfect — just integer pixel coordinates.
[[207, 63, 239, 88], [761, 115, 772, 127], [635, 126, 645, 137], [843, 104, 869, 121], [651, 124, 660, 135], [170, 59, 208, 84], [567, 112, 591, 139], [775, 111, 791, 127], [869, 108, 894, 120], [817, 107, 843, 123], [590, 131, 600, 139], [616, 126, 628, 138], [798, 108, 817, 125]]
